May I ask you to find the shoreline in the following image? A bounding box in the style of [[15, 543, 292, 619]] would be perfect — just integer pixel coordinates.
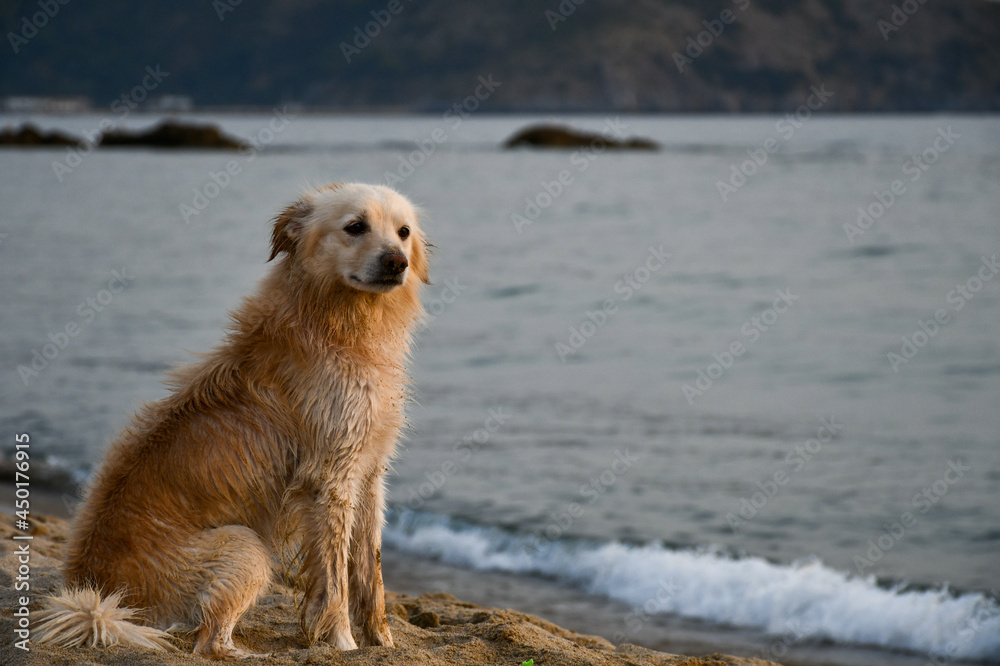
[[0, 483, 966, 666], [0, 483, 782, 666]]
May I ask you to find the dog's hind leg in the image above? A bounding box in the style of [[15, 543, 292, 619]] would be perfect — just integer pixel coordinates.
[[190, 525, 273, 660]]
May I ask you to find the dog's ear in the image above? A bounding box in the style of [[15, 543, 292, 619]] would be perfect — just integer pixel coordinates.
[[410, 230, 432, 285], [268, 199, 312, 262]]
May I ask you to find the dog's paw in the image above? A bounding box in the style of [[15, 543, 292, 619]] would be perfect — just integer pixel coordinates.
[[304, 602, 358, 650], [195, 644, 271, 661], [361, 621, 394, 648], [324, 629, 359, 651]]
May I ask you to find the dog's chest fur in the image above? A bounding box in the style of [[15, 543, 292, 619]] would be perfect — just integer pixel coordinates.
[[292, 347, 407, 472]]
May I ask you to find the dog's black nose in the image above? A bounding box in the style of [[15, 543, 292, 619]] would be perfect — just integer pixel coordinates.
[[380, 252, 408, 276]]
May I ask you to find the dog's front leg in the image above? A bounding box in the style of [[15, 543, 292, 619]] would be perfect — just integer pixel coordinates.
[[295, 475, 358, 650], [349, 467, 393, 647]]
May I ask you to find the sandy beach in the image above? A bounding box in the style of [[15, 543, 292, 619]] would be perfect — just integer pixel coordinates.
[[0, 509, 782, 666]]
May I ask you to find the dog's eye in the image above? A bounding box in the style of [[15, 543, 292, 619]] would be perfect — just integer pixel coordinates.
[[344, 219, 369, 236], [398, 226, 410, 240]]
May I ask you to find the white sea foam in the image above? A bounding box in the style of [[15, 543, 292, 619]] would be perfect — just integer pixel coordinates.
[[383, 509, 1000, 662]]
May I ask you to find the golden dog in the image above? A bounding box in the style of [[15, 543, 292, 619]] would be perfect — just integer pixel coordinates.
[[35, 183, 429, 659]]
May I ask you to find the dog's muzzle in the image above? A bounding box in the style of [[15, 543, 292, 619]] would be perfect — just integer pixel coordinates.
[[379, 252, 408, 278]]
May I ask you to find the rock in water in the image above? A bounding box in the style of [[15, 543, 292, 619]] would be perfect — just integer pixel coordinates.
[[0, 124, 84, 147], [99, 119, 242, 149], [504, 124, 658, 150]]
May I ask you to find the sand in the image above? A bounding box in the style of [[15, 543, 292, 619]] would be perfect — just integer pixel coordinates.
[[1, 515, 783, 666]]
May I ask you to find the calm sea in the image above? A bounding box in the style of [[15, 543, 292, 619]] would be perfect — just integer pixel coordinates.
[[2, 113, 998, 664]]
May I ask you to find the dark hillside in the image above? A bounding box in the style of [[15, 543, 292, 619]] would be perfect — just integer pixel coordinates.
[[2, 0, 998, 111]]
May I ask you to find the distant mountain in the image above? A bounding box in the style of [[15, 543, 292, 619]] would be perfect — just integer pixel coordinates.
[[2, 0, 998, 112]]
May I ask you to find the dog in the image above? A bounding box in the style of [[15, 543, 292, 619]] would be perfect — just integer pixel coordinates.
[[35, 183, 429, 659]]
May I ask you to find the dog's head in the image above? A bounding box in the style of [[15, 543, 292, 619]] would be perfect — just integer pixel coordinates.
[[269, 183, 429, 294]]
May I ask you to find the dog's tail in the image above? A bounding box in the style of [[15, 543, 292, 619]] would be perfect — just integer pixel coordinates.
[[34, 587, 175, 651]]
